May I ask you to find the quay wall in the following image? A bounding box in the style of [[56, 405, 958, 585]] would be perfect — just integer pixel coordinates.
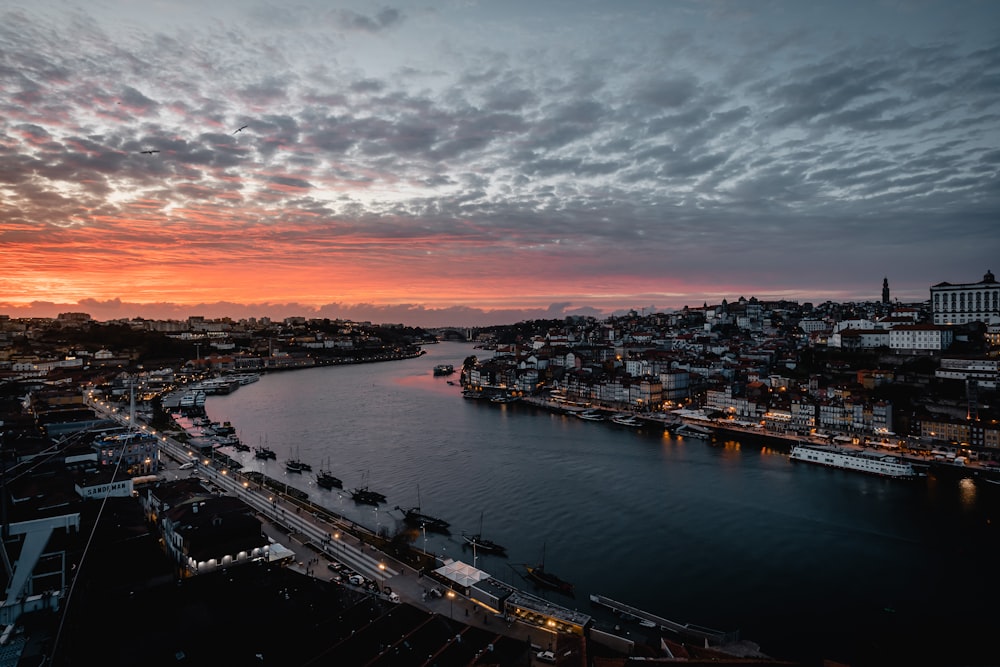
[[519, 396, 993, 478]]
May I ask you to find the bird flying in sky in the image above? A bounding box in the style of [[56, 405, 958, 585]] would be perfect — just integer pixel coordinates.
[[139, 150, 160, 154], [233, 125, 248, 134]]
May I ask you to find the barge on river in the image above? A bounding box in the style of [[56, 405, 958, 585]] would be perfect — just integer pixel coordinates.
[[790, 443, 922, 479]]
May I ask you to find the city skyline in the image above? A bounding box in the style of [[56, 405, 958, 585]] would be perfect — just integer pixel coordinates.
[[2, 1, 998, 327]]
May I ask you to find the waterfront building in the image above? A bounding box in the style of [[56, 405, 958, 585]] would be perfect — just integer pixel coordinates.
[[930, 270, 1000, 325], [762, 407, 793, 432], [816, 398, 893, 435], [160, 495, 270, 576], [920, 416, 1000, 453], [705, 386, 764, 420], [789, 398, 817, 432], [95, 430, 159, 475], [659, 369, 690, 403], [75, 469, 135, 499], [882, 277, 890, 304]]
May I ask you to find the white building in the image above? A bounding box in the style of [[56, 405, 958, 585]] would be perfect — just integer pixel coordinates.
[[798, 319, 829, 333], [829, 329, 889, 350], [931, 270, 1000, 325], [888, 324, 953, 353], [935, 357, 999, 390]]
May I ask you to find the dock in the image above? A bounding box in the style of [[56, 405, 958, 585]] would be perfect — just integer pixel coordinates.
[[588, 594, 739, 647]]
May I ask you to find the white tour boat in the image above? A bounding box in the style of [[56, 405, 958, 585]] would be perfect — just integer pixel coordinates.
[[790, 444, 921, 479]]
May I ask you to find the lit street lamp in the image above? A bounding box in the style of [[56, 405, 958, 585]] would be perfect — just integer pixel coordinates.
[[447, 590, 455, 620]]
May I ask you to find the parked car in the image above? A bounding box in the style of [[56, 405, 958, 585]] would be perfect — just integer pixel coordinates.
[[348, 574, 364, 586], [178, 461, 195, 470], [536, 650, 557, 664]]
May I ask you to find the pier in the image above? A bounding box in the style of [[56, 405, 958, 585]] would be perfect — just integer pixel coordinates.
[[588, 594, 739, 647]]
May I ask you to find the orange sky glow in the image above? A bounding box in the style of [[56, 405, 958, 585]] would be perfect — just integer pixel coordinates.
[[2, 1, 996, 327]]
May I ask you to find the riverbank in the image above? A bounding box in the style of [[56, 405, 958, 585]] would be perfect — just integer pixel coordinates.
[[517, 395, 996, 480], [192, 347, 1000, 667]]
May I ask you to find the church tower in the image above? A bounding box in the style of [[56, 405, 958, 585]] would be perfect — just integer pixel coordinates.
[[882, 277, 890, 304]]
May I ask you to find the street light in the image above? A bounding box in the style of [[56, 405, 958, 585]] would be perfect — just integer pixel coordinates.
[[446, 590, 455, 620], [378, 562, 386, 592]]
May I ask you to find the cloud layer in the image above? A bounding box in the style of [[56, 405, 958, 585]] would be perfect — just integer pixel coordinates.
[[1, 1, 998, 325]]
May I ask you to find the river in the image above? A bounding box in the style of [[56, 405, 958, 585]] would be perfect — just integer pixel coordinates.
[[203, 342, 999, 666]]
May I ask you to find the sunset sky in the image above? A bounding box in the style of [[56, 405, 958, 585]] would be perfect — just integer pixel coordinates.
[[2, 1, 998, 327]]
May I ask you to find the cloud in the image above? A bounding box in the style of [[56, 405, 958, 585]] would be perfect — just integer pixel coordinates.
[[0, 1, 997, 321], [330, 7, 404, 33]]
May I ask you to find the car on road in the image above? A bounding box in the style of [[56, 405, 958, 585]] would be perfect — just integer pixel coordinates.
[[179, 461, 195, 470], [536, 650, 557, 664], [348, 574, 365, 586]]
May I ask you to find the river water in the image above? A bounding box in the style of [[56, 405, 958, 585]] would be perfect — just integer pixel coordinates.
[[204, 342, 999, 666]]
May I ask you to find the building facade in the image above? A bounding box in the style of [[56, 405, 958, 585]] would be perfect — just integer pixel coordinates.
[[887, 324, 954, 353], [931, 270, 1000, 325]]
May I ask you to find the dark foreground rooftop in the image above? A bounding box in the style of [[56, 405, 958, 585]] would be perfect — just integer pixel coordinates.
[[29, 558, 530, 667]]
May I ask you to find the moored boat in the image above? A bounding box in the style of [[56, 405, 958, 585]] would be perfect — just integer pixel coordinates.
[[463, 533, 507, 555], [577, 408, 606, 422], [790, 443, 922, 479], [463, 512, 506, 555], [254, 446, 277, 460], [316, 470, 342, 489], [351, 470, 387, 504], [285, 446, 311, 472], [675, 422, 712, 437], [525, 563, 574, 595], [351, 487, 387, 505], [611, 413, 642, 427], [397, 506, 451, 533], [316, 458, 342, 489], [396, 486, 450, 533], [524, 544, 573, 595]]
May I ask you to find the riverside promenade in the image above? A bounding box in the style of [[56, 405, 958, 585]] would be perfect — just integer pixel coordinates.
[[87, 395, 580, 662]]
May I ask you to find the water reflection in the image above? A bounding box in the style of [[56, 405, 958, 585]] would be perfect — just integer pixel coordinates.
[[958, 476, 978, 508]]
